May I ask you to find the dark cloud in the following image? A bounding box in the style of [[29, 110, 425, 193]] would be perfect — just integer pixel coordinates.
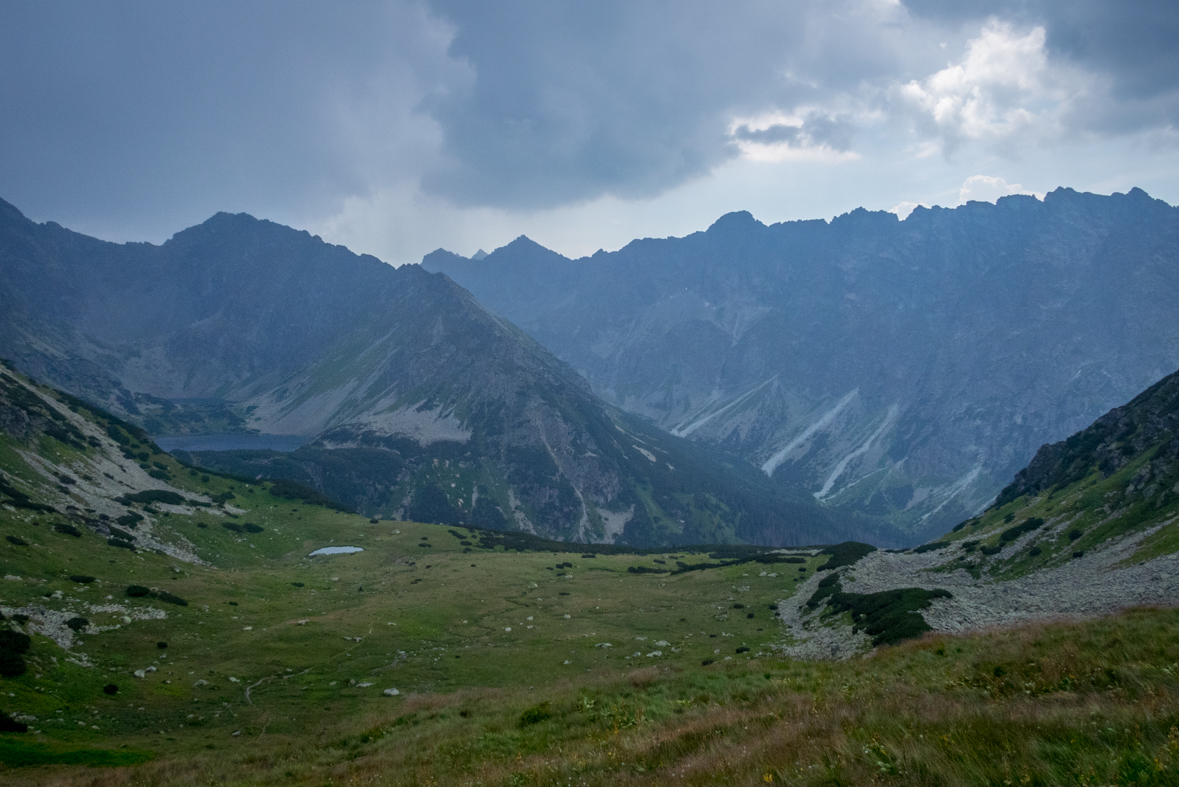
[[732, 114, 855, 151], [0, 0, 1174, 243], [418, 1, 807, 207], [0, 0, 455, 238], [415, 0, 922, 207]]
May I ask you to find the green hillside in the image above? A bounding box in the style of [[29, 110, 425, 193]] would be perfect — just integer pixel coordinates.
[[2, 363, 1179, 785]]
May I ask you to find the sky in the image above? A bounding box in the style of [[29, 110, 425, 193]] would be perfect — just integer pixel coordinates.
[[2, 0, 1178, 263]]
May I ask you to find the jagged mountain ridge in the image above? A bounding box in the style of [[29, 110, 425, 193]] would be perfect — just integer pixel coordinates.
[[0, 199, 873, 547], [424, 187, 1179, 539]]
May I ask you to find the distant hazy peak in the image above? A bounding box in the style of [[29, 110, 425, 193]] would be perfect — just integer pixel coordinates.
[[483, 235, 572, 265], [829, 206, 899, 228], [472, 249, 488, 260], [706, 210, 764, 234]]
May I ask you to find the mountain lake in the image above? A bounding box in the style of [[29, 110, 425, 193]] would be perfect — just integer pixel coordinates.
[[155, 433, 311, 452]]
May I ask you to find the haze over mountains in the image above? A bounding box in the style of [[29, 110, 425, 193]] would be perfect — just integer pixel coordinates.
[[425, 187, 1179, 540], [0, 197, 860, 548]]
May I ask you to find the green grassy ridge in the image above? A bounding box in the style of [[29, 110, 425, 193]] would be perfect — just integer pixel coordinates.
[[929, 441, 1179, 580], [994, 366, 1179, 510]]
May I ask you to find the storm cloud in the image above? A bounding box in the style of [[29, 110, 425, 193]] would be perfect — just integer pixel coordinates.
[[0, 0, 1176, 259]]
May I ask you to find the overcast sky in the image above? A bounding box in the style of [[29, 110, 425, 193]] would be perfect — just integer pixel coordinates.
[[2, 0, 1178, 262]]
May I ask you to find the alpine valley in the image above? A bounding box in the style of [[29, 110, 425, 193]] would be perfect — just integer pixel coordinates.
[[0, 198, 868, 548], [0, 334, 1177, 784]]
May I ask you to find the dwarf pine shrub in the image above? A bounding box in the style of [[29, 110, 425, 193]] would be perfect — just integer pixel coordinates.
[[519, 702, 552, 727], [0, 629, 31, 677]]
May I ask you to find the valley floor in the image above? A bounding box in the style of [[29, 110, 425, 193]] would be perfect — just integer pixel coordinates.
[[2, 364, 1179, 785]]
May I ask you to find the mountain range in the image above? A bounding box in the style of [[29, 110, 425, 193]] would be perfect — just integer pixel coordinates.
[[0, 198, 864, 547], [425, 187, 1179, 540]]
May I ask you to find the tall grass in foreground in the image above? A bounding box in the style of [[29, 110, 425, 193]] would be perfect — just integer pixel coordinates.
[[9, 607, 1179, 786]]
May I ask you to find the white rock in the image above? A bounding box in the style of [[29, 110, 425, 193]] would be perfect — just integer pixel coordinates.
[[133, 669, 146, 678], [646, 651, 663, 657], [383, 688, 400, 696], [357, 682, 373, 688]]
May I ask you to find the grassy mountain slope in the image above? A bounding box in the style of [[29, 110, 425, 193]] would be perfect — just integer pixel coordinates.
[[779, 365, 1179, 660], [425, 188, 1179, 540], [0, 199, 872, 547], [2, 362, 1179, 784]]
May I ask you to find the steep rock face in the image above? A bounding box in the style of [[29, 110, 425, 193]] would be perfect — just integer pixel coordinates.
[[996, 367, 1179, 508], [424, 188, 1179, 539], [0, 199, 871, 547]]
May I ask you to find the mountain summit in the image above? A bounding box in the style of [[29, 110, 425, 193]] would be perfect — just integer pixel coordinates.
[[0, 199, 873, 547], [424, 187, 1179, 540]]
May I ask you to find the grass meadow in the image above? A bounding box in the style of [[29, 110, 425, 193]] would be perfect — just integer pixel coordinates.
[[1, 446, 1178, 784]]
